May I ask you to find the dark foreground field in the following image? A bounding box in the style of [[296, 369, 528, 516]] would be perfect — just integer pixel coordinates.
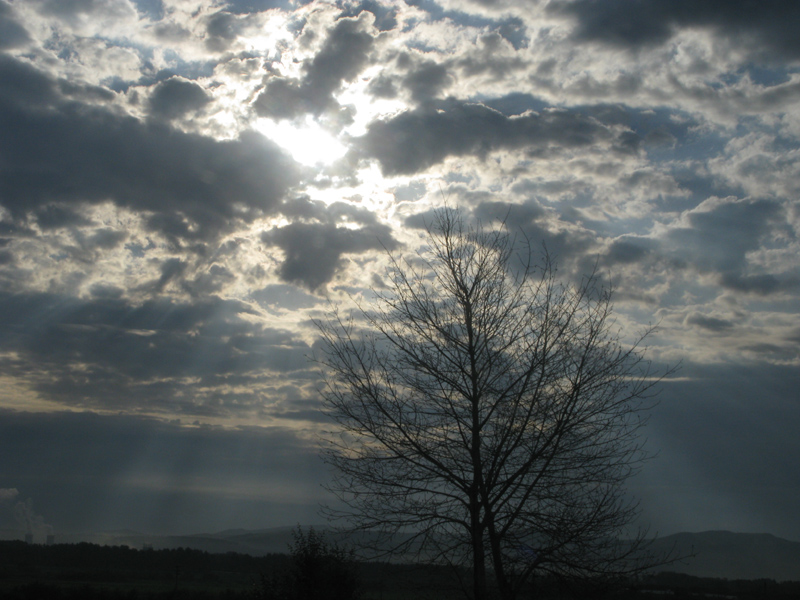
[[2, 540, 799, 600]]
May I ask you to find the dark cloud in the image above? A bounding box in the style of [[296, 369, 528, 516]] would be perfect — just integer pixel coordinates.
[[34, 205, 91, 230], [366, 72, 397, 99], [355, 98, 633, 175], [87, 227, 127, 250], [685, 312, 735, 333], [150, 258, 188, 293], [369, 43, 522, 104], [0, 54, 61, 109], [556, 0, 800, 60], [262, 199, 400, 292], [152, 20, 191, 42], [205, 11, 242, 52], [278, 197, 392, 229], [719, 272, 799, 296], [474, 200, 596, 267], [0, 1, 31, 49], [404, 198, 541, 232], [604, 237, 655, 266], [184, 264, 237, 297], [403, 209, 439, 231], [0, 410, 326, 533], [254, 14, 375, 120], [663, 197, 784, 283], [473, 199, 546, 224], [403, 60, 453, 103], [262, 219, 397, 292], [405, 200, 593, 275], [601, 197, 796, 297], [482, 93, 550, 117], [148, 77, 211, 121], [58, 79, 117, 104], [0, 292, 310, 416], [89, 283, 124, 299], [0, 56, 299, 244]]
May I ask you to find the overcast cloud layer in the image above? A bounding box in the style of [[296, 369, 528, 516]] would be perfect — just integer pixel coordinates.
[[0, 0, 798, 540]]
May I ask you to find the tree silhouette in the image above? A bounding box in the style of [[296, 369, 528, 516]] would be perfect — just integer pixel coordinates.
[[258, 526, 360, 600], [317, 207, 668, 600]]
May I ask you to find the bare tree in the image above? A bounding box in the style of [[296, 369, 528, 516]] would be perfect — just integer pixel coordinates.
[[316, 208, 666, 600]]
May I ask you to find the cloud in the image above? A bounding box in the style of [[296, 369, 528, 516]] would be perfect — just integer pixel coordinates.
[[204, 10, 243, 52], [556, 0, 800, 60], [250, 283, 320, 314], [27, 0, 138, 25], [404, 199, 596, 280], [34, 205, 92, 230], [719, 272, 799, 296], [0, 1, 31, 49], [150, 257, 188, 293], [257, 198, 400, 292], [402, 59, 454, 104], [130, 0, 164, 20], [262, 220, 396, 292], [223, 0, 295, 15], [339, 0, 398, 31], [604, 237, 655, 266], [0, 55, 299, 244], [0, 291, 311, 417], [254, 12, 375, 120], [661, 196, 785, 283], [685, 312, 735, 333], [456, 40, 526, 81], [148, 76, 211, 120], [355, 98, 635, 175]]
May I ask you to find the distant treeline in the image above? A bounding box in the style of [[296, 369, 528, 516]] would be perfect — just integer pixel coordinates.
[[1, 540, 279, 599], [2, 540, 800, 600], [0, 540, 456, 600], [630, 571, 800, 599], [2, 539, 280, 576]]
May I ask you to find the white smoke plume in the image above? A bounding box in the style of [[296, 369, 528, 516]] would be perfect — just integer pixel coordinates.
[[0, 488, 19, 502], [13, 497, 53, 540]]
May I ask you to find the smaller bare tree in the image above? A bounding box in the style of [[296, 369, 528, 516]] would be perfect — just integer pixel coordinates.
[[316, 207, 669, 600]]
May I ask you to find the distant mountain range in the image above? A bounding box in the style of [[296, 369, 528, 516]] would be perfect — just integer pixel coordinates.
[[649, 530, 800, 582], [3, 527, 798, 582]]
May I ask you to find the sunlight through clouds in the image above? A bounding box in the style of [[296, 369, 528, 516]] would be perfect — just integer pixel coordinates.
[[254, 116, 347, 166]]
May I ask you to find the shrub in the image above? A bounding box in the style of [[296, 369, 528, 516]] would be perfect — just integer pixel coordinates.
[[257, 527, 359, 600]]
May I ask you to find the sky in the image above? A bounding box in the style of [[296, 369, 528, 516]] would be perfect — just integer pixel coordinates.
[[0, 0, 798, 542]]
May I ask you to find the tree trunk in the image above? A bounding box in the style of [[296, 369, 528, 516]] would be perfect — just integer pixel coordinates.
[[470, 497, 487, 600], [487, 516, 515, 600]]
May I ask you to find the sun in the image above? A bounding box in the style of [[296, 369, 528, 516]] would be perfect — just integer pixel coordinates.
[[254, 116, 347, 167]]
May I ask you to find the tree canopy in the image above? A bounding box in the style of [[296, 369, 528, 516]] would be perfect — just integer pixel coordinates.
[[317, 208, 666, 600]]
